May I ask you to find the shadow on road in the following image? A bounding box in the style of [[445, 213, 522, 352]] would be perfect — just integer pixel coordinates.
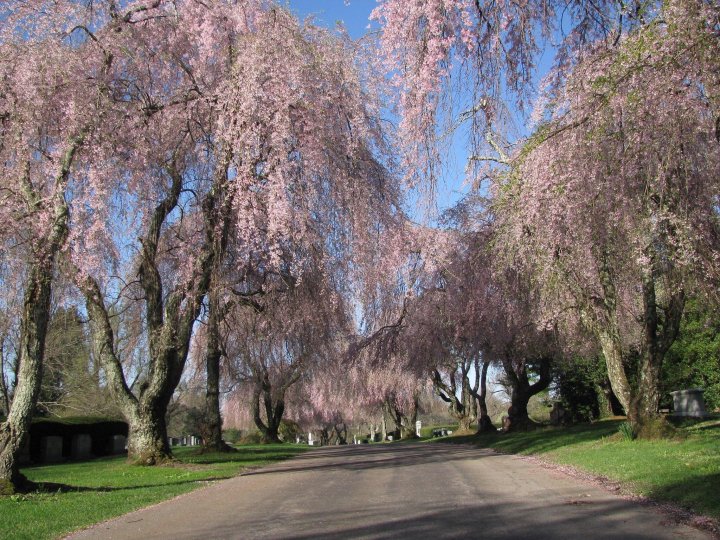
[[240, 443, 490, 477], [191, 496, 691, 540]]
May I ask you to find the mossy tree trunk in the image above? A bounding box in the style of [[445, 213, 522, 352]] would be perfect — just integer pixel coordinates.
[[501, 356, 551, 432], [0, 134, 83, 493], [473, 359, 496, 434], [590, 246, 684, 438], [0, 265, 54, 493], [202, 290, 235, 453], [82, 157, 233, 463], [432, 357, 477, 434], [250, 362, 301, 444]]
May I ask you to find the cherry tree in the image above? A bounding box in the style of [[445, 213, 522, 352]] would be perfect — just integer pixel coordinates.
[[222, 262, 350, 444], [0, 1, 118, 491], [370, 0, 632, 185], [493, 0, 720, 435], [79, 0, 402, 463], [0, 0, 405, 473]]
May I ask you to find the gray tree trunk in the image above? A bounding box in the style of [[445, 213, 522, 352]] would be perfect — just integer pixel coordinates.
[[0, 266, 53, 493], [203, 292, 234, 452], [501, 356, 551, 432], [0, 133, 83, 492], [81, 156, 233, 463], [476, 359, 496, 434]]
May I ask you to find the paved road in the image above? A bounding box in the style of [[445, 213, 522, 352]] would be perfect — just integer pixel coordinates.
[[69, 443, 710, 539]]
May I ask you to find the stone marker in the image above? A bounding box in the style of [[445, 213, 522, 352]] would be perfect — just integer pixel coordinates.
[[308, 432, 314, 446], [71, 434, 93, 459], [670, 388, 707, 418], [415, 420, 422, 437], [110, 434, 127, 454], [41, 435, 64, 463]]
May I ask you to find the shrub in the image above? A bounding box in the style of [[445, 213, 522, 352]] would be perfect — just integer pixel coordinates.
[[238, 430, 264, 445], [618, 421, 635, 441], [222, 428, 242, 444], [279, 419, 302, 442]]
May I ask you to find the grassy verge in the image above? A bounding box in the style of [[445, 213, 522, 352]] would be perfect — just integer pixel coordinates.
[[1, 444, 310, 540], [435, 418, 720, 519]]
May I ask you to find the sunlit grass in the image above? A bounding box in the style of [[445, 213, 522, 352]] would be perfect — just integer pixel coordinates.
[[437, 418, 720, 518], [1, 444, 310, 540]]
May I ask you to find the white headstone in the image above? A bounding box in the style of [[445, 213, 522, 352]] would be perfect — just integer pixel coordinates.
[[415, 420, 422, 437], [308, 432, 314, 446], [110, 435, 127, 454]]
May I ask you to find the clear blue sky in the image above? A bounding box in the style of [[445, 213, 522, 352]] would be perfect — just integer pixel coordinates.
[[289, 1, 378, 38], [289, 1, 471, 219]]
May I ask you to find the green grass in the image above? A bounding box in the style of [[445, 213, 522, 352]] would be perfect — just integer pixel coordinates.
[[1, 444, 310, 540], [435, 418, 720, 519]]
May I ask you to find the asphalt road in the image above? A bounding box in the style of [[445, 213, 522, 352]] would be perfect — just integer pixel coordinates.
[[68, 443, 711, 539]]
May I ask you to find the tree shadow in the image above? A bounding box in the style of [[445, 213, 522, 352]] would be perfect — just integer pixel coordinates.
[[438, 421, 623, 455], [21, 476, 235, 495], [240, 443, 493, 477], [181, 495, 706, 539], [646, 473, 720, 522], [182, 450, 307, 465]]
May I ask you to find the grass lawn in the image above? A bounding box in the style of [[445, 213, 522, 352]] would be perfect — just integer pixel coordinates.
[[435, 418, 720, 519], [1, 444, 310, 540]]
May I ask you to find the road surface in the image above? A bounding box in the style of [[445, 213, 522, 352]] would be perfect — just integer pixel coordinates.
[[69, 443, 711, 539]]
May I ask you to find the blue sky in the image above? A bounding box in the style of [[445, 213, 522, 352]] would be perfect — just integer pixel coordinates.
[[289, 1, 378, 38], [289, 1, 472, 219]]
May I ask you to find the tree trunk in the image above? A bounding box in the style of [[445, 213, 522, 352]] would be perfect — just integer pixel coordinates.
[[0, 263, 55, 493], [590, 248, 684, 438], [432, 367, 475, 434], [383, 400, 401, 439], [400, 392, 420, 439], [204, 347, 228, 451], [251, 396, 281, 444], [504, 388, 532, 432], [251, 373, 283, 444], [457, 416, 473, 432], [0, 133, 82, 493], [127, 406, 172, 465], [202, 292, 234, 453], [476, 359, 496, 434], [501, 356, 551, 432], [626, 263, 683, 438], [80, 155, 233, 463], [332, 421, 347, 444]]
